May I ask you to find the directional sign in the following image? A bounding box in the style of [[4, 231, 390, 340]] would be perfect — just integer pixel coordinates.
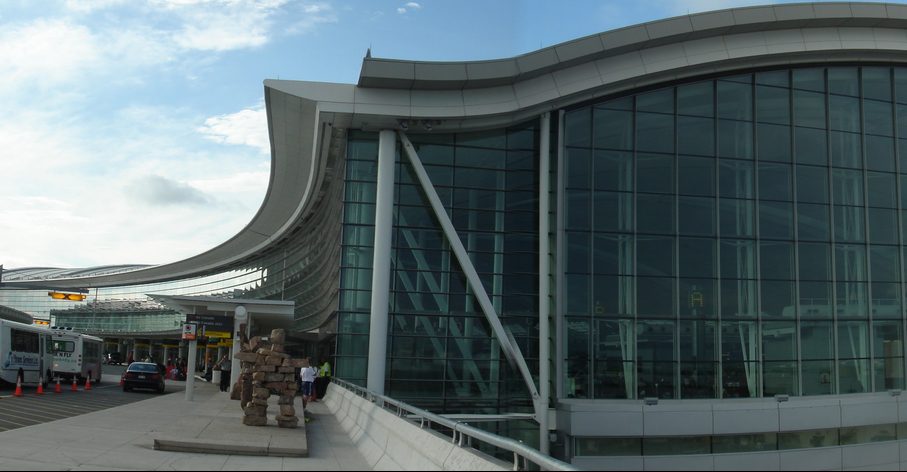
[[182, 323, 197, 341], [185, 314, 232, 339]]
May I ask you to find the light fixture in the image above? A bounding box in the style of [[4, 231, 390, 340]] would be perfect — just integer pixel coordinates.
[[644, 397, 658, 406], [890, 389, 902, 396], [398, 119, 409, 130], [775, 394, 789, 402]]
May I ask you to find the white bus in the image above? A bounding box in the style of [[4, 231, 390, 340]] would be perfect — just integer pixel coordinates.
[[0, 319, 54, 386], [51, 328, 103, 385]]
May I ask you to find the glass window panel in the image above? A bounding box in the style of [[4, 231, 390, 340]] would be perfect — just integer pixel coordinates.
[[680, 361, 716, 399], [801, 360, 835, 396], [870, 246, 900, 283], [901, 176, 907, 207], [565, 274, 590, 314], [637, 235, 674, 277], [840, 359, 872, 394], [832, 169, 863, 205], [718, 120, 753, 159], [794, 127, 828, 166], [721, 321, 759, 397], [637, 277, 676, 318], [721, 280, 757, 318], [834, 206, 865, 243], [829, 95, 860, 132], [594, 150, 634, 191], [865, 100, 894, 137], [793, 68, 825, 92], [899, 107, 907, 139], [839, 322, 871, 359], [679, 279, 716, 318], [758, 162, 792, 201], [575, 438, 641, 456], [762, 280, 796, 318], [678, 156, 715, 197], [780, 429, 838, 450], [720, 199, 755, 238], [593, 191, 633, 233], [713, 433, 777, 454], [863, 67, 892, 101], [637, 88, 673, 113], [756, 85, 790, 124], [840, 424, 896, 444], [637, 153, 674, 194], [593, 319, 635, 398], [719, 160, 754, 199], [677, 81, 714, 117], [678, 116, 715, 156], [829, 67, 859, 96], [764, 361, 798, 396], [761, 241, 794, 280], [592, 275, 634, 316], [593, 107, 634, 150], [867, 172, 896, 208], [802, 321, 834, 360], [793, 90, 826, 128], [872, 282, 901, 320], [797, 203, 830, 241], [869, 208, 898, 245], [636, 194, 675, 234], [679, 237, 715, 278], [721, 239, 756, 279], [593, 233, 634, 276], [796, 165, 828, 204], [873, 319, 904, 353], [836, 244, 867, 282], [566, 191, 591, 230], [637, 321, 675, 364], [897, 68, 907, 104], [678, 196, 715, 236], [830, 131, 862, 168], [718, 80, 752, 121], [875, 358, 905, 391], [866, 135, 895, 172], [566, 317, 591, 398], [759, 201, 794, 240], [643, 437, 710, 455], [757, 70, 789, 87], [799, 242, 831, 280], [637, 113, 674, 154], [837, 282, 869, 318], [763, 321, 797, 361], [566, 231, 591, 273], [565, 108, 592, 147], [757, 123, 791, 162], [799, 283, 834, 319]]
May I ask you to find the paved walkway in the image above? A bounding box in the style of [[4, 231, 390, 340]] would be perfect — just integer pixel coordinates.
[[0, 374, 369, 470]]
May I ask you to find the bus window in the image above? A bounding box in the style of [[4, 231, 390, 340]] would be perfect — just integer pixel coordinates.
[[11, 330, 39, 353], [52, 340, 75, 353]]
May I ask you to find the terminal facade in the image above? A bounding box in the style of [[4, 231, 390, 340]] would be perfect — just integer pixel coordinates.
[[7, 2, 907, 468]]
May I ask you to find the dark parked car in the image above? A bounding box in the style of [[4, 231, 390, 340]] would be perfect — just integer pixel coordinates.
[[121, 362, 165, 393]]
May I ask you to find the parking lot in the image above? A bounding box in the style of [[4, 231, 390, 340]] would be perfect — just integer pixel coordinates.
[[0, 373, 184, 432]]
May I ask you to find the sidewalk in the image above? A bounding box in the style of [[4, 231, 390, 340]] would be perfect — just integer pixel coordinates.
[[0, 374, 370, 470]]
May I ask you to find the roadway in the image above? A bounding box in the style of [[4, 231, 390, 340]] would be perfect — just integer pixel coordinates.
[[0, 367, 184, 433]]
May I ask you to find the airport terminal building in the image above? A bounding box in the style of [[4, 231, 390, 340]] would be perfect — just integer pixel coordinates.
[[9, 2, 907, 469]]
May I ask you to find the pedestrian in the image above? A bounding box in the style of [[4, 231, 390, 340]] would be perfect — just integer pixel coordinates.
[[316, 359, 332, 399], [217, 355, 232, 392], [300, 358, 317, 405]]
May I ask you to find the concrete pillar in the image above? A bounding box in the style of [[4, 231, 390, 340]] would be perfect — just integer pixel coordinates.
[[367, 129, 396, 395]]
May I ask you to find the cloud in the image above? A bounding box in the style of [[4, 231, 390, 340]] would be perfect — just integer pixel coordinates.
[[397, 7, 406, 14], [128, 175, 213, 206], [197, 105, 270, 155], [286, 2, 338, 34], [405, 2, 421, 9]]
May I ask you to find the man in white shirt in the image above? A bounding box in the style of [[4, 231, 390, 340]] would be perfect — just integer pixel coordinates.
[[300, 357, 318, 404]]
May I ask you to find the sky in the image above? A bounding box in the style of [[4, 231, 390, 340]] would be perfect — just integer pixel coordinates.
[[1, 0, 900, 270]]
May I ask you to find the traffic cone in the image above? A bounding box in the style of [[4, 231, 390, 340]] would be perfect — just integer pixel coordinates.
[[13, 377, 22, 397], [71, 378, 78, 391], [36, 376, 44, 395], [85, 377, 92, 391], [54, 378, 61, 393]]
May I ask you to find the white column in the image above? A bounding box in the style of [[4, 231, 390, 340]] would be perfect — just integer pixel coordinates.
[[185, 339, 197, 401], [367, 129, 396, 394], [538, 112, 552, 454], [231, 306, 247, 392]]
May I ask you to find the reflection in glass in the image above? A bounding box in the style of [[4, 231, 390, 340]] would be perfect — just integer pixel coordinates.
[[722, 321, 759, 397]]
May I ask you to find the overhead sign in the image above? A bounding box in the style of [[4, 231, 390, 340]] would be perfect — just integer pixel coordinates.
[[185, 314, 232, 339], [182, 323, 197, 341]]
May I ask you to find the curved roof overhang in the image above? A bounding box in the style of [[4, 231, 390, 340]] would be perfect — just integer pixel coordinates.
[[7, 2, 907, 290]]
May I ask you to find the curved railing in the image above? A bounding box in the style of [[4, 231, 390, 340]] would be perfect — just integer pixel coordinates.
[[331, 378, 578, 471]]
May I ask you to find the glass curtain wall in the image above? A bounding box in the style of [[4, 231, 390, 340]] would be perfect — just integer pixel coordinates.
[[337, 124, 540, 414], [564, 66, 907, 400]]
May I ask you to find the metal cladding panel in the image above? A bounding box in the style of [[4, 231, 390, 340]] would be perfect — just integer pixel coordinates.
[[773, 4, 818, 21], [555, 35, 605, 63], [645, 16, 694, 40]]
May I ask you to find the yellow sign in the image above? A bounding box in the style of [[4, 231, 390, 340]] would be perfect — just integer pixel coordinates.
[[34, 320, 50, 326], [48, 291, 87, 301]]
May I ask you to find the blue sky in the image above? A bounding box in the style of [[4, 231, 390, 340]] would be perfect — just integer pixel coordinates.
[[0, 0, 898, 269]]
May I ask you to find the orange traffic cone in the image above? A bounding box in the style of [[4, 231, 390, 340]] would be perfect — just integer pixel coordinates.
[[13, 377, 22, 397], [54, 378, 62, 393], [71, 378, 78, 391], [36, 376, 44, 395], [85, 377, 92, 391]]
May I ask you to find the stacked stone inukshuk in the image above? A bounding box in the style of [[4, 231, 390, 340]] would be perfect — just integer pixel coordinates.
[[234, 328, 307, 428]]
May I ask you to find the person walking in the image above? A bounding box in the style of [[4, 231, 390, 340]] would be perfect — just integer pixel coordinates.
[[217, 355, 232, 392], [300, 358, 318, 405]]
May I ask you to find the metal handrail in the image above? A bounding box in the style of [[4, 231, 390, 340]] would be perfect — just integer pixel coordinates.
[[330, 378, 578, 471]]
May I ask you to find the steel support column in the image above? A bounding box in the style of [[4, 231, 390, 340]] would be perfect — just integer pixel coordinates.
[[539, 112, 552, 454]]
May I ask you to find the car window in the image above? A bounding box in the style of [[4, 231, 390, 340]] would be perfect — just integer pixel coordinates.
[[128, 363, 159, 373]]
